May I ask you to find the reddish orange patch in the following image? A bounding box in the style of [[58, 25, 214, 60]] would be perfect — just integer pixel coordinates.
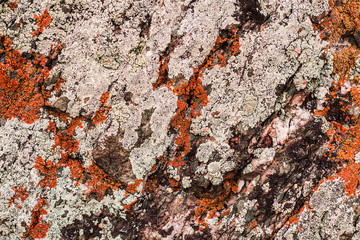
[[310, 0, 360, 197], [8, 186, 28, 209], [34, 156, 58, 189], [32, 9, 51, 37], [323, 48, 360, 197], [93, 92, 111, 126], [125, 179, 143, 196], [194, 174, 239, 228], [123, 200, 138, 213], [153, 25, 241, 168], [1, 10, 117, 238], [35, 90, 113, 196], [21, 196, 50, 239], [8, 0, 17, 10], [85, 161, 121, 201], [0, 36, 61, 124], [314, 0, 360, 44], [284, 214, 300, 226]]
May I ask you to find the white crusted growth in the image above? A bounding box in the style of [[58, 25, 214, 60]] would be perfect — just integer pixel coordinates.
[[182, 176, 192, 189]]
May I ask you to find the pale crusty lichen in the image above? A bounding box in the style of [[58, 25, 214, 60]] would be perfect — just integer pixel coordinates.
[[190, 0, 330, 187], [0, 0, 174, 237], [182, 176, 192, 189], [192, 7, 329, 137], [167, 0, 238, 80], [278, 180, 356, 240], [1, 0, 358, 238]]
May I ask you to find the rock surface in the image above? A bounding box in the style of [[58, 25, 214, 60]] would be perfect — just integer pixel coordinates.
[[1, 0, 360, 239]]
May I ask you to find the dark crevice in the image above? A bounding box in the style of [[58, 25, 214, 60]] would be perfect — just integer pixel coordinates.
[[233, 0, 268, 30]]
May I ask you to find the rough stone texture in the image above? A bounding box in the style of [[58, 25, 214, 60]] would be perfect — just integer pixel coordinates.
[[1, 0, 360, 239]]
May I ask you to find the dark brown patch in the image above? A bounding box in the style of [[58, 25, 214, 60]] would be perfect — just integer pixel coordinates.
[[92, 135, 135, 186], [134, 108, 155, 147], [286, 138, 310, 161], [159, 226, 174, 237], [301, 92, 317, 113], [247, 119, 334, 231], [61, 207, 138, 240], [229, 125, 259, 154], [139, 13, 152, 38], [325, 92, 352, 124], [354, 31, 360, 48], [275, 84, 286, 97], [124, 91, 133, 104], [257, 134, 273, 148], [233, 0, 267, 29], [184, 228, 213, 240], [61, 213, 102, 240], [61, 4, 72, 14]]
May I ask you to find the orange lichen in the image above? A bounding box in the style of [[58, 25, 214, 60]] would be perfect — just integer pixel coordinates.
[[8, 0, 17, 10], [48, 115, 85, 155], [194, 197, 226, 229], [49, 42, 63, 61], [194, 175, 239, 228], [315, 0, 360, 44], [152, 37, 179, 90], [336, 163, 360, 196], [54, 76, 65, 95], [125, 179, 143, 196], [85, 161, 121, 201], [332, 46, 360, 82], [21, 196, 50, 239], [284, 214, 300, 226], [147, 27, 242, 226], [46, 120, 56, 132], [53, 131, 80, 154], [66, 157, 85, 184], [123, 200, 138, 212], [153, 25, 241, 168], [1, 20, 117, 237], [142, 178, 158, 193], [0, 36, 62, 124], [0, 34, 70, 238], [42, 92, 114, 196], [92, 92, 111, 126], [34, 156, 58, 189], [223, 208, 231, 215], [0, 34, 118, 208], [168, 178, 181, 189], [324, 52, 360, 196], [312, 0, 360, 197], [350, 86, 360, 108], [32, 9, 51, 37], [37, 91, 114, 196], [249, 220, 258, 229], [8, 186, 28, 209]]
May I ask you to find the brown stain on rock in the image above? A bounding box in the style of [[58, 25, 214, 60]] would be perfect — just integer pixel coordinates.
[[53, 96, 70, 112], [134, 107, 155, 148], [92, 135, 136, 187]]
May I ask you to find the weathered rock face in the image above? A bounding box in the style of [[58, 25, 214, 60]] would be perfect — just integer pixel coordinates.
[[1, 0, 360, 239]]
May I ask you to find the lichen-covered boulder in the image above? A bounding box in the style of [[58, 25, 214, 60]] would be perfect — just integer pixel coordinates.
[[1, 0, 360, 239]]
